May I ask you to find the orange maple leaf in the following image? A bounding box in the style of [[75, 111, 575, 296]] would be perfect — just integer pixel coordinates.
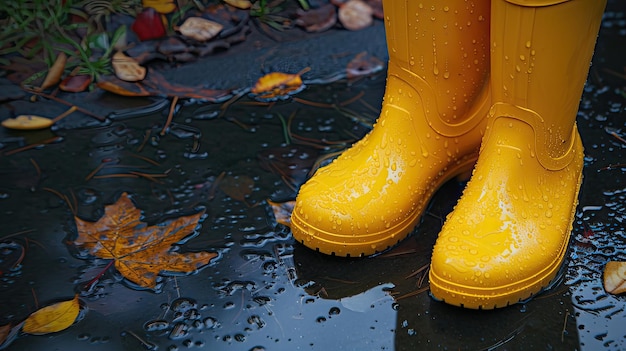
[[72, 193, 215, 288]]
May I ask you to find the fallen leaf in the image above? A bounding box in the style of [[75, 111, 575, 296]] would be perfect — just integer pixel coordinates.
[[338, 0, 373, 31], [97, 69, 231, 101], [295, 4, 337, 32], [346, 51, 384, 79], [22, 295, 80, 335], [143, 0, 177, 13], [604, 261, 626, 295], [224, 0, 252, 9], [177, 17, 224, 41], [267, 200, 295, 227], [112, 52, 147, 82], [39, 52, 67, 91], [363, 0, 383, 19], [250, 67, 310, 101], [0, 324, 10, 345], [219, 175, 254, 203], [59, 74, 92, 93], [132, 7, 167, 41], [1, 115, 53, 130], [72, 193, 215, 288]]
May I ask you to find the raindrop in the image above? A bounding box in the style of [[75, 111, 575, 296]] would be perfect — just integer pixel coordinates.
[[171, 297, 198, 312], [167, 345, 179, 351], [328, 307, 341, 316], [184, 309, 201, 320], [250, 347, 266, 351], [316, 316, 327, 323], [203, 317, 220, 329], [169, 322, 189, 340], [234, 334, 246, 342], [144, 320, 170, 332], [77, 333, 91, 341], [247, 315, 266, 329]]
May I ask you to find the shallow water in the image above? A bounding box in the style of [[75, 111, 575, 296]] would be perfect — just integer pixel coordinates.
[[1, 6, 625, 351]]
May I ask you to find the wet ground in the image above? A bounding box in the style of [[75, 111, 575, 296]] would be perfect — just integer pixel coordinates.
[[1, 2, 625, 350]]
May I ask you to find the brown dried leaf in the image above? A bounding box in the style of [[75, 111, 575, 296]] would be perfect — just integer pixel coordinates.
[[22, 295, 80, 335], [267, 200, 294, 227], [219, 175, 254, 203], [295, 4, 337, 33], [346, 51, 384, 79], [177, 17, 224, 41], [604, 261, 626, 295], [338, 0, 373, 31], [0, 324, 10, 345], [97, 69, 231, 101], [73, 193, 215, 288], [112, 52, 147, 82]]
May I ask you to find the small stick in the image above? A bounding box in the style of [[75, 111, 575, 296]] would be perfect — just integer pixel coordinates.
[[561, 309, 570, 342], [0, 229, 35, 242], [26, 90, 105, 121], [160, 96, 179, 136], [127, 153, 161, 166], [85, 163, 106, 181], [338, 91, 365, 107], [93, 174, 140, 179], [137, 129, 151, 152], [50, 105, 78, 124], [4, 136, 62, 156]]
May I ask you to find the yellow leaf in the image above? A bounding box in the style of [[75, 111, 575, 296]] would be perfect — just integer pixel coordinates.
[[177, 17, 224, 42], [267, 200, 294, 227], [604, 261, 626, 295], [224, 0, 252, 9], [250, 67, 310, 100], [22, 295, 80, 335], [1, 115, 53, 130], [39, 52, 67, 91], [142, 0, 176, 13]]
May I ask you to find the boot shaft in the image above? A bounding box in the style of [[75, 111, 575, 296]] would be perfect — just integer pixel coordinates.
[[490, 0, 606, 162]]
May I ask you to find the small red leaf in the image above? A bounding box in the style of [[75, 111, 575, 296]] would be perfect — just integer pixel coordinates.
[[132, 8, 166, 41]]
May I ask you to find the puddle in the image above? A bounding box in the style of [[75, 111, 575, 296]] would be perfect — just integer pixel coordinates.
[[1, 5, 625, 349]]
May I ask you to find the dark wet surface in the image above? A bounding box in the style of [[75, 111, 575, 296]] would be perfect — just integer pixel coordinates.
[[1, 2, 625, 351]]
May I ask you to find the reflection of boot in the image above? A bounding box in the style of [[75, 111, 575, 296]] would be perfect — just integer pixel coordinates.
[[429, 0, 607, 309], [292, 0, 491, 257]]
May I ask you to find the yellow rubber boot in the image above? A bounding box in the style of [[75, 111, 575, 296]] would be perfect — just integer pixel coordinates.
[[429, 0, 606, 309], [291, 0, 491, 257]]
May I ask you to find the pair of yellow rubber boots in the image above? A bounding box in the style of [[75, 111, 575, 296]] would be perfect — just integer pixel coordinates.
[[291, 0, 606, 309]]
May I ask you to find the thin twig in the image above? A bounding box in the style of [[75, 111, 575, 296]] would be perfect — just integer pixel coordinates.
[[4, 136, 62, 156], [127, 153, 161, 166], [561, 309, 570, 342], [50, 105, 78, 124], [43, 187, 75, 215], [160, 96, 179, 136], [26, 90, 105, 121], [137, 129, 151, 152], [405, 263, 430, 279], [0, 229, 36, 242]]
